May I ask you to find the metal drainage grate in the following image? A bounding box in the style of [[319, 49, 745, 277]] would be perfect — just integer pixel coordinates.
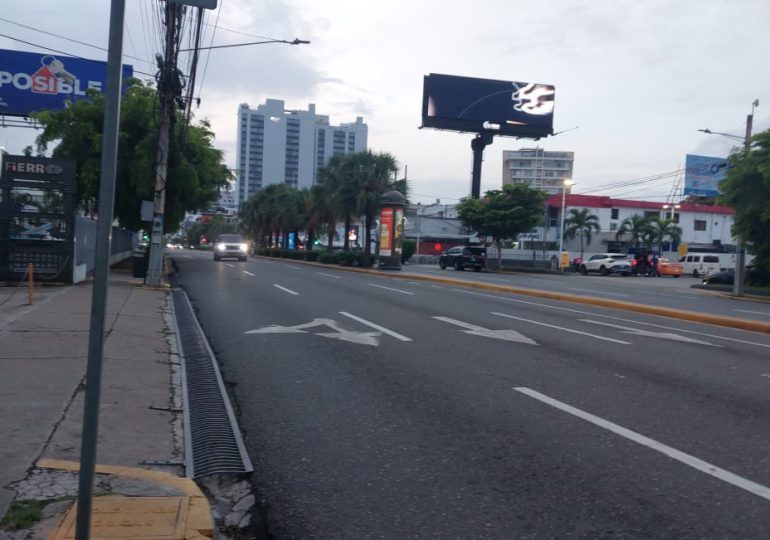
[[172, 289, 253, 478]]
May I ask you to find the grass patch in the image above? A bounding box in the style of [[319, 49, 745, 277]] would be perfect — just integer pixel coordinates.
[[0, 500, 46, 530]]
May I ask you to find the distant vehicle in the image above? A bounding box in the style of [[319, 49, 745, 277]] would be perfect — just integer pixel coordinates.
[[678, 253, 734, 278], [654, 258, 683, 278], [702, 269, 735, 285], [213, 234, 248, 262], [579, 253, 632, 276], [438, 246, 486, 272]]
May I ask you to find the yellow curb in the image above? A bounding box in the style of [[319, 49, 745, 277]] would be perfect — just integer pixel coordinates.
[[38, 459, 213, 539], [253, 255, 770, 334]]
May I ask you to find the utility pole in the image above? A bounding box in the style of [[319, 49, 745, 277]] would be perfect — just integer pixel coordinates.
[[733, 99, 759, 297], [146, 1, 179, 288]]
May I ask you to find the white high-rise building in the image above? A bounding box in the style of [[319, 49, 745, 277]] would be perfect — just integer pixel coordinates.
[[236, 99, 368, 205], [502, 148, 574, 195]]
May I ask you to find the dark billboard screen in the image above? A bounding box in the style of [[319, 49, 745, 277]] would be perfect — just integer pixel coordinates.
[[0, 49, 133, 118], [421, 73, 555, 138]]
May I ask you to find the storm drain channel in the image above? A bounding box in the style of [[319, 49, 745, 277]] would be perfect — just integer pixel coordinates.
[[171, 289, 253, 478]]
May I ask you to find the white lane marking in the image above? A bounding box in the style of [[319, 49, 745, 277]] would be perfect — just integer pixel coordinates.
[[514, 387, 770, 502], [409, 281, 419, 284], [580, 319, 718, 346], [286, 265, 302, 270], [734, 309, 770, 316], [339, 312, 413, 342], [431, 284, 443, 289], [243, 270, 255, 276], [369, 283, 414, 295], [492, 312, 631, 345], [454, 289, 770, 349], [570, 288, 629, 298], [273, 284, 299, 296], [246, 318, 379, 346], [318, 272, 341, 279], [432, 316, 537, 345], [226, 263, 235, 268]]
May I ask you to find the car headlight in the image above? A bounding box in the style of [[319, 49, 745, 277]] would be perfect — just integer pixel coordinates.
[[216, 244, 225, 251], [239, 243, 249, 252]]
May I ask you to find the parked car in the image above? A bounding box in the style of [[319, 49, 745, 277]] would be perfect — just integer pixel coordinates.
[[702, 269, 735, 285], [438, 246, 486, 272], [213, 234, 249, 261], [679, 253, 734, 277], [579, 253, 632, 276], [655, 258, 683, 278]]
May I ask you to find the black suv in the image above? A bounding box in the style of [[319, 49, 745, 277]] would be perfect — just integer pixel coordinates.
[[438, 246, 486, 272]]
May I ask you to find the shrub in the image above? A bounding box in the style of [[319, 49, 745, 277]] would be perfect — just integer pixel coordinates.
[[318, 252, 339, 264], [304, 251, 320, 262], [401, 239, 416, 263]]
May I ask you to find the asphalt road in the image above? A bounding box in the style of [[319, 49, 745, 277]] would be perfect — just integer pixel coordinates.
[[171, 250, 770, 538]]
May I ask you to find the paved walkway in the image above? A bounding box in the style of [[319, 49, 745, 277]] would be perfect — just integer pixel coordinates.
[[0, 267, 213, 538]]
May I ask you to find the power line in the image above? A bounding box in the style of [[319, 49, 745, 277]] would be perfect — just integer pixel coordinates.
[[0, 15, 155, 68], [0, 33, 155, 78]]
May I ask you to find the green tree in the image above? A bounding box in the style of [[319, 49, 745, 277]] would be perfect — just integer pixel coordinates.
[[32, 79, 231, 232], [718, 128, 770, 276], [351, 151, 398, 267], [615, 214, 652, 251], [563, 208, 601, 259], [645, 216, 682, 255], [457, 184, 547, 269]]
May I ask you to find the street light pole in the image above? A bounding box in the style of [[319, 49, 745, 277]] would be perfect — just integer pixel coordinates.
[[698, 99, 759, 297], [558, 179, 573, 269]]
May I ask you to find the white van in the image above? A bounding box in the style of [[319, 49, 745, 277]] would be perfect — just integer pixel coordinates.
[[678, 253, 735, 277]]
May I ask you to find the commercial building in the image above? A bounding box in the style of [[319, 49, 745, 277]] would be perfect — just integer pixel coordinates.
[[502, 148, 574, 195], [539, 194, 736, 254], [236, 100, 368, 205]]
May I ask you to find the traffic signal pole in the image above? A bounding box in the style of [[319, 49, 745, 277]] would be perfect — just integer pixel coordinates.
[[146, 2, 178, 288]]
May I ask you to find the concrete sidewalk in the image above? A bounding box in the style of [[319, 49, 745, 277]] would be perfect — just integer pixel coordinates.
[[0, 266, 213, 539]]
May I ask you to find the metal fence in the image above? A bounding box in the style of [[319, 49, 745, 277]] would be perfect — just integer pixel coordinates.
[[73, 215, 136, 283]]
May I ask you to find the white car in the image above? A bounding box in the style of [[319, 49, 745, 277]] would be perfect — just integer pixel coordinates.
[[579, 253, 632, 276]]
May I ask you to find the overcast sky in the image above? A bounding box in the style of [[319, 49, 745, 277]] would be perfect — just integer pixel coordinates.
[[2, 0, 769, 204]]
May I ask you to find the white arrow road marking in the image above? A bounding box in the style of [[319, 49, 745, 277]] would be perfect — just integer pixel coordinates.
[[579, 319, 719, 346], [369, 283, 414, 295], [432, 316, 537, 345], [515, 387, 770, 502], [492, 312, 631, 345], [339, 312, 413, 342], [245, 318, 380, 346], [273, 284, 299, 296]]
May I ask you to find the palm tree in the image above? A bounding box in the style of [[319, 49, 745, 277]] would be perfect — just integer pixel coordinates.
[[563, 208, 601, 259], [646, 216, 682, 255], [319, 155, 358, 251], [353, 151, 398, 267], [616, 214, 652, 251]]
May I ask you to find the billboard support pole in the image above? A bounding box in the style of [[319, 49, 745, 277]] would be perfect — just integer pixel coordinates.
[[470, 132, 494, 199]]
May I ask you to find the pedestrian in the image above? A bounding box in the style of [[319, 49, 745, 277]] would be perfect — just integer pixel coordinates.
[[651, 254, 659, 277]]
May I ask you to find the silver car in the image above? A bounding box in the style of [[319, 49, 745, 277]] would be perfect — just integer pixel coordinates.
[[213, 234, 249, 262]]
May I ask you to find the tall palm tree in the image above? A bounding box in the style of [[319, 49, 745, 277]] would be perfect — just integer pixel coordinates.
[[319, 155, 358, 251], [645, 216, 682, 255], [616, 214, 652, 251], [563, 208, 601, 259], [353, 151, 398, 267]]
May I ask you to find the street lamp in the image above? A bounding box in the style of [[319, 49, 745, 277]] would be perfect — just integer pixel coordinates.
[[558, 179, 573, 268], [698, 99, 759, 296]]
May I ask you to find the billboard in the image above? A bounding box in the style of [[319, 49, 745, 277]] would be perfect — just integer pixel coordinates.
[[421, 73, 555, 138], [683, 154, 729, 197], [0, 49, 133, 118]]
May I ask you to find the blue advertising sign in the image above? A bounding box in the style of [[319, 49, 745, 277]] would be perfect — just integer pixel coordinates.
[[0, 49, 133, 118], [421, 73, 555, 138], [683, 154, 729, 197]]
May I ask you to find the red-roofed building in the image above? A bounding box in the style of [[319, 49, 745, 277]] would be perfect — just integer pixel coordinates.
[[539, 194, 736, 254]]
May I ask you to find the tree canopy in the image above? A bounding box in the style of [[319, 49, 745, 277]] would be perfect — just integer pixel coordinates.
[[718, 128, 770, 275], [31, 79, 231, 232]]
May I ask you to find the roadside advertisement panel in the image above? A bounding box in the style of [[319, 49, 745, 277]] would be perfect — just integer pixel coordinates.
[[421, 73, 555, 138], [683, 154, 728, 197], [0, 49, 133, 118], [379, 208, 393, 256]]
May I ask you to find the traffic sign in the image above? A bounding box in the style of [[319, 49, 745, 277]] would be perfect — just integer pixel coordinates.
[[678, 243, 688, 257]]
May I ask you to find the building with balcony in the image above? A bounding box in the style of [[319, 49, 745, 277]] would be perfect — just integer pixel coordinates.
[[236, 100, 368, 205], [502, 148, 574, 195]]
